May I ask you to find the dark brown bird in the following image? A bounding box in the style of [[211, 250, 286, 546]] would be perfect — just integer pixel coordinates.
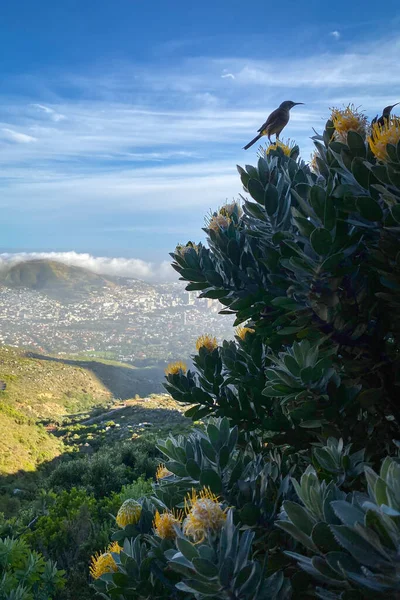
[[371, 102, 399, 127], [243, 100, 304, 150]]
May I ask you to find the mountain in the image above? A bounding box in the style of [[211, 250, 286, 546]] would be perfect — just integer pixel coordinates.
[[0, 346, 165, 475], [0, 259, 123, 300]]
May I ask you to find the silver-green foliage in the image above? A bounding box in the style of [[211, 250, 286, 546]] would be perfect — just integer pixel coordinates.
[[278, 456, 400, 598]]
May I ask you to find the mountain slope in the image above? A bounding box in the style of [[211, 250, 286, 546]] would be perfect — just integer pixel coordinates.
[[0, 259, 119, 299], [0, 346, 165, 474]]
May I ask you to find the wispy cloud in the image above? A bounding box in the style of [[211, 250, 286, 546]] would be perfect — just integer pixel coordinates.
[[0, 251, 177, 282], [0, 31, 399, 255], [1, 128, 37, 144], [330, 30, 341, 40], [31, 103, 66, 122]]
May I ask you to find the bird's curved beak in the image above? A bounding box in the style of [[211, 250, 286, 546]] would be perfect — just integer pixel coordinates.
[[390, 102, 399, 110], [293, 102, 304, 106]]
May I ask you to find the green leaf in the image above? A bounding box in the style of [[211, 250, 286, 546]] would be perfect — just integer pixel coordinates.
[[201, 438, 217, 462], [199, 469, 222, 494], [166, 461, 188, 477], [192, 557, 219, 578], [264, 183, 279, 216], [310, 228, 332, 256], [284, 501, 316, 536], [240, 503, 261, 526], [176, 538, 199, 561], [310, 185, 326, 221], [347, 131, 366, 158], [205, 270, 224, 286], [185, 459, 201, 480], [218, 445, 230, 470], [248, 178, 265, 204], [356, 196, 383, 221]]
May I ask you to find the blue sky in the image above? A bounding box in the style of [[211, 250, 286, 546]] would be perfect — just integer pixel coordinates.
[[0, 0, 400, 281]]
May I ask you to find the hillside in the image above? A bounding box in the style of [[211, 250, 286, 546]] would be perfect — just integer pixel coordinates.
[[0, 346, 166, 474], [0, 259, 121, 300]]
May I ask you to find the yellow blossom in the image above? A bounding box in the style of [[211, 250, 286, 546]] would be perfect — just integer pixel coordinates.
[[116, 499, 142, 528], [196, 334, 218, 353], [265, 138, 295, 157], [183, 487, 227, 543], [89, 542, 121, 579], [330, 104, 368, 142], [219, 201, 243, 219], [368, 118, 400, 162], [156, 463, 173, 480], [153, 509, 183, 539], [208, 214, 231, 232], [165, 361, 187, 376], [235, 325, 255, 340]]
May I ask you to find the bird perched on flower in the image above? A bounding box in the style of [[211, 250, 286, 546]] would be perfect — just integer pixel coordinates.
[[371, 103, 399, 127], [243, 101, 304, 150]]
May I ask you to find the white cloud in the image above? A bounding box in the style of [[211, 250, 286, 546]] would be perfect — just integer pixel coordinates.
[[330, 30, 341, 40], [31, 103, 67, 122], [0, 32, 399, 226], [1, 128, 37, 144], [0, 251, 177, 283]]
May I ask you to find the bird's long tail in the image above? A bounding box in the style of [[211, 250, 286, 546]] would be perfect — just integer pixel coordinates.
[[243, 133, 263, 150]]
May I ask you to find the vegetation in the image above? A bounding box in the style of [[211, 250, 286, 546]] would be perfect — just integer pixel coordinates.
[[88, 107, 400, 599], [1, 105, 400, 599]]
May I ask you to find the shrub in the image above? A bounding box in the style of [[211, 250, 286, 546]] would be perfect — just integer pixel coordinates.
[[0, 536, 65, 599]]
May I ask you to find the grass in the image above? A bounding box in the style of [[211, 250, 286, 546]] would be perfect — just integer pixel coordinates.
[[0, 346, 182, 476]]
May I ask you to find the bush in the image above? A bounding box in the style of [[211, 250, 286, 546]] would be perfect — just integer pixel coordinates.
[[0, 536, 65, 599], [91, 107, 400, 598]]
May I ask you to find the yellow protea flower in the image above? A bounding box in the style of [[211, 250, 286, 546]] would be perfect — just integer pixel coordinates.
[[165, 361, 187, 376], [196, 334, 218, 353], [89, 542, 121, 579], [208, 214, 231, 232], [368, 117, 400, 162], [265, 138, 295, 157], [219, 201, 243, 219], [156, 463, 173, 480], [330, 104, 368, 142], [153, 509, 184, 539], [183, 487, 227, 543], [116, 499, 142, 528], [235, 325, 255, 340]]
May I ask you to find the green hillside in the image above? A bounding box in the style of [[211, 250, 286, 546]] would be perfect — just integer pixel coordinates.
[[0, 346, 166, 475], [0, 259, 118, 299]]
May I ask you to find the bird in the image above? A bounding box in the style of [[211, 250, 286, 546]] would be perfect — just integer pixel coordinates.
[[371, 102, 399, 127], [243, 101, 304, 150]]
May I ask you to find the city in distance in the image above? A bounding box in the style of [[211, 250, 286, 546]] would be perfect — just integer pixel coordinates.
[[0, 258, 234, 377]]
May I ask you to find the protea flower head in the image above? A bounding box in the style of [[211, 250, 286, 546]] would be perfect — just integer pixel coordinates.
[[116, 499, 142, 528], [164, 361, 187, 376], [218, 201, 243, 219], [183, 487, 227, 543], [156, 463, 173, 480], [265, 137, 296, 157], [196, 334, 218, 353], [368, 117, 400, 162], [207, 214, 231, 232], [153, 509, 183, 539], [330, 103, 368, 142], [235, 325, 255, 340], [89, 542, 121, 579]]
